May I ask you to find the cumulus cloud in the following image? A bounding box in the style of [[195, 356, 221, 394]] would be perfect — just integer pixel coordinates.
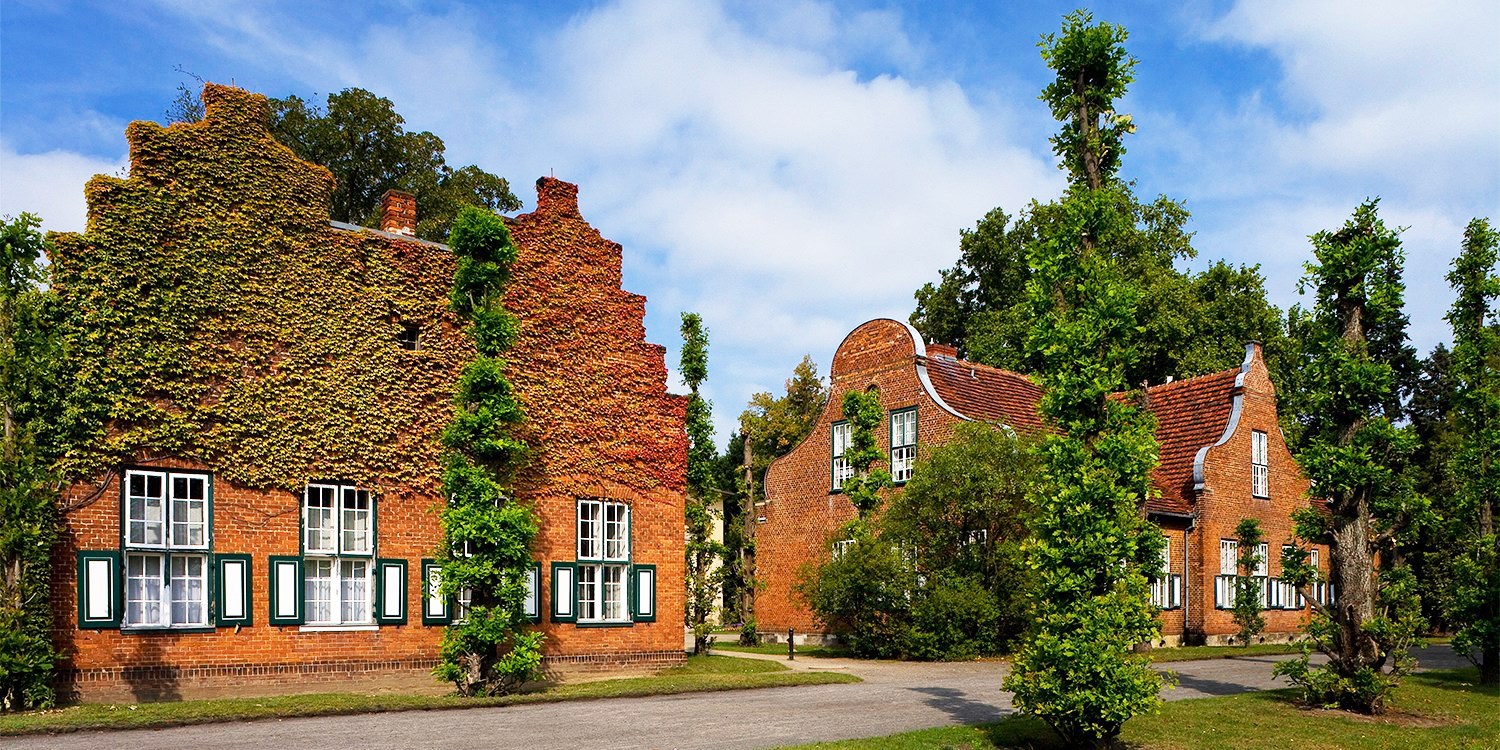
[[0, 140, 126, 233]]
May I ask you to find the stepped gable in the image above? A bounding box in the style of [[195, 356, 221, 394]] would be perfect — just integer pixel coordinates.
[[922, 356, 1045, 433], [1140, 369, 1240, 514], [502, 177, 688, 499]]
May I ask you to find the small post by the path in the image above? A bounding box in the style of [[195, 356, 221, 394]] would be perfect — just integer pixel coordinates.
[[788, 628, 795, 660]]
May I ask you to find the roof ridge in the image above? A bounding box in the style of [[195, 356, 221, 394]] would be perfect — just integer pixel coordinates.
[[928, 355, 1039, 386], [1143, 366, 1239, 394]]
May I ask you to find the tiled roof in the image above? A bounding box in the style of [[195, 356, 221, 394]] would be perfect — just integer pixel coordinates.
[[922, 356, 1045, 433], [1138, 369, 1240, 515]]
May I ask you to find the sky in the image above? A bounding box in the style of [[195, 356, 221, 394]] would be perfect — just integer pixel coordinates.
[[3, 0, 1498, 446]]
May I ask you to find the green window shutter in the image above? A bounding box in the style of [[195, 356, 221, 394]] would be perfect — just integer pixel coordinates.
[[550, 561, 577, 623], [268, 555, 304, 626], [631, 564, 657, 623], [375, 558, 407, 625], [421, 559, 451, 626], [525, 561, 542, 624], [214, 553, 253, 627], [77, 550, 122, 629]]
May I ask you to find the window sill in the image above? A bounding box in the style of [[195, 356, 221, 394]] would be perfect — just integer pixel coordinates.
[[575, 620, 634, 628], [298, 624, 379, 632], [121, 625, 215, 634]]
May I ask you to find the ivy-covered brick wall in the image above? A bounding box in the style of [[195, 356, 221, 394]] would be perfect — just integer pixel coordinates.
[[47, 85, 687, 699]]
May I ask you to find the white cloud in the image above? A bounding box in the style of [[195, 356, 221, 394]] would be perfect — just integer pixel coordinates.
[[0, 140, 126, 233]]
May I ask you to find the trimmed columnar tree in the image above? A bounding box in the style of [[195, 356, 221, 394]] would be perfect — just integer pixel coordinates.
[[433, 206, 542, 696], [0, 213, 60, 711], [1446, 218, 1500, 685], [1275, 200, 1425, 713], [1232, 519, 1267, 646], [681, 312, 725, 654], [1002, 12, 1166, 748], [839, 387, 890, 521]]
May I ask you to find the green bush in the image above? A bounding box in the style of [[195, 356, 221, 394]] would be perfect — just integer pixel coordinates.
[[798, 529, 915, 659], [906, 576, 1005, 661]]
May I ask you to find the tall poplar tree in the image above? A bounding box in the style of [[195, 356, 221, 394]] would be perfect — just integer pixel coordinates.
[[1445, 218, 1500, 685], [680, 312, 724, 655], [433, 206, 543, 696], [1002, 12, 1167, 748], [1275, 200, 1425, 713]]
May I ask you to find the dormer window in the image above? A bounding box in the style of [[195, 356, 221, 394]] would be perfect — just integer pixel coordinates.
[[1251, 430, 1269, 498]]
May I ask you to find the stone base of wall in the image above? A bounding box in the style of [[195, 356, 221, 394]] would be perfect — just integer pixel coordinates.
[[1198, 631, 1308, 648], [755, 631, 842, 648], [62, 650, 689, 703]]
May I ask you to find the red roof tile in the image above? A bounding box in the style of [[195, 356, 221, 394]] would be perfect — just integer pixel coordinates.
[[922, 356, 1045, 433], [1137, 370, 1240, 515]]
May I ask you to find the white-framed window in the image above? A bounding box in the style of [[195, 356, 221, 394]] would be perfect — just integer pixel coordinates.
[[1219, 539, 1238, 576], [302, 483, 375, 626], [576, 499, 630, 623], [122, 469, 211, 628], [890, 408, 917, 483], [1253, 542, 1269, 577], [1150, 539, 1182, 609], [831, 539, 856, 560], [831, 421, 853, 490], [1251, 430, 1270, 498]]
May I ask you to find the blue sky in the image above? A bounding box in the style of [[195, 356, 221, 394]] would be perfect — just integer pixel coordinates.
[[3, 0, 1498, 445]]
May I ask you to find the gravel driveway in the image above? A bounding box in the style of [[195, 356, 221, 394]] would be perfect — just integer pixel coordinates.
[[0, 646, 1467, 750]]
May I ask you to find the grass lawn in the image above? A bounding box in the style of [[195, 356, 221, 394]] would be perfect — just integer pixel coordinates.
[[777, 668, 1499, 750], [711, 641, 854, 659], [1147, 643, 1304, 662], [0, 655, 859, 736]]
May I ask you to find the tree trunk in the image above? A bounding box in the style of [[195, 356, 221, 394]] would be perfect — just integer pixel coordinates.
[[1327, 487, 1384, 708]]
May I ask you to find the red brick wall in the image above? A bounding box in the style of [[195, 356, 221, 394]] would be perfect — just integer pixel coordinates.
[[758, 322, 1324, 646], [50, 167, 686, 696], [758, 319, 964, 633], [1187, 348, 1329, 643]]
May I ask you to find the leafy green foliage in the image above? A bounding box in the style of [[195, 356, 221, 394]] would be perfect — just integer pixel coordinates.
[[434, 206, 541, 697], [681, 312, 726, 655], [1002, 13, 1166, 748], [1274, 200, 1425, 714], [839, 388, 890, 519], [1443, 218, 1500, 685], [1232, 519, 1266, 646], [803, 423, 1039, 660], [0, 213, 60, 711], [268, 88, 521, 242]]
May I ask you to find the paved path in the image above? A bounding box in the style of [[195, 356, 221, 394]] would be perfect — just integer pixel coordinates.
[[1, 646, 1467, 750]]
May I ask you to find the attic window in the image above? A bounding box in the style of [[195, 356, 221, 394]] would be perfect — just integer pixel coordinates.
[[396, 322, 420, 351]]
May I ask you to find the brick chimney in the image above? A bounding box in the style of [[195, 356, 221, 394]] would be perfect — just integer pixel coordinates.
[[926, 343, 959, 361], [380, 190, 417, 236], [535, 177, 580, 217]]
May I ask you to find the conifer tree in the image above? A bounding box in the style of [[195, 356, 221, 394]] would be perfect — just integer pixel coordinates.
[[1002, 12, 1166, 748], [433, 206, 542, 696], [680, 312, 725, 655], [1445, 218, 1500, 685], [1274, 200, 1425, 713]]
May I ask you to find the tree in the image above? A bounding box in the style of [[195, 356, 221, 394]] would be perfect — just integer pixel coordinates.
[[1274, 200, 1425, 714], [838, 388, 890, 521], [1231, 519, 1267, 646], [0, 214, 60, 711], [1002, 13, 1167, 748], [267, 89, 521, 242], [432, 206, 543, 696], [1444, 218, 1500, 685], [882, 421, 1039, 657], [680, 312, 725, 655]]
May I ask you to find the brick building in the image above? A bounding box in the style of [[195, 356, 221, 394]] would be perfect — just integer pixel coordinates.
[[757, 318, 1329, 647], [49, 85, 687, 701]]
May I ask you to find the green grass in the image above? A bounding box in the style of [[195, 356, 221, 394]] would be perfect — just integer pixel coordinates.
[[778, 668, 1500, 750], [0, 655, 859, 736], [711, 641, 854, 659], [1147, 643, 1305, 662]]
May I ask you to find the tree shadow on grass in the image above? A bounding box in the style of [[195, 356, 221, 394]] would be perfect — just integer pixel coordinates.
[[1410, 667, 1500, 698], [979, 715, 1149, 750]]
